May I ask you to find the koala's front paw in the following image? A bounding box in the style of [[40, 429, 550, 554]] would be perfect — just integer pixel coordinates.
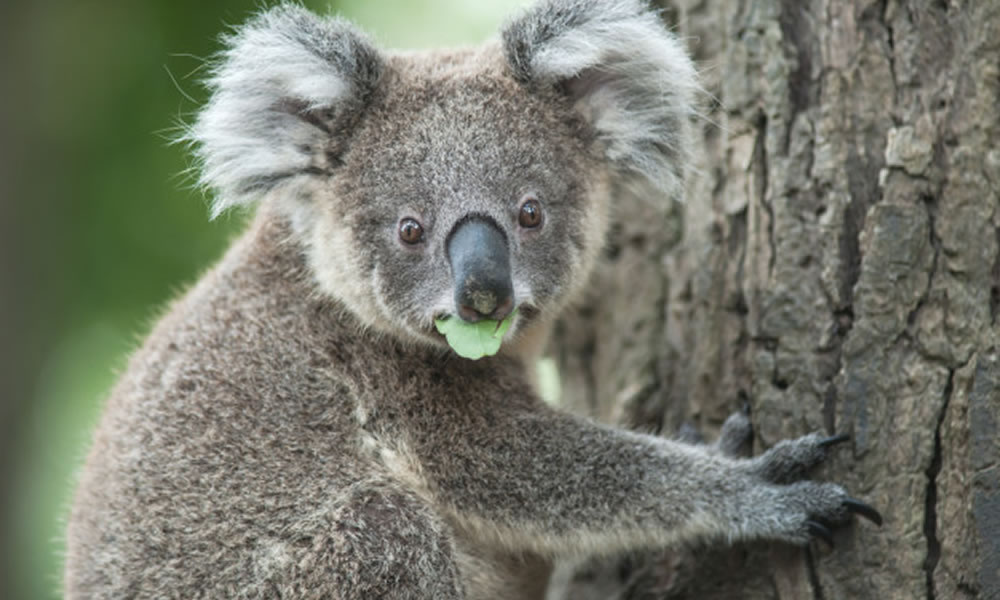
[[776, 481, 883, 546], [699, 420, 882, 546], [749, 431, 851, 484], [735, 431, 882, 546]]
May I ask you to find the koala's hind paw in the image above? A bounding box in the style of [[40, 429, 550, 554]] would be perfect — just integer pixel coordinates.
[[750, 431, 850, 484]]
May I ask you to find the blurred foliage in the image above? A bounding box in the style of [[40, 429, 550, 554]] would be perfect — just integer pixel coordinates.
[[2, 1, 526, 598]]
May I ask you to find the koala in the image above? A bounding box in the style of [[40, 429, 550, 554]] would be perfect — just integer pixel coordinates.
[[64, 1, 881, 599]]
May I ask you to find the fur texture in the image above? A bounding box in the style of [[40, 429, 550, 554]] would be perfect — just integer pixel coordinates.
[[65, 2, 877, 599], [189, 6, 383, 217], [503, 0, 699, 199]]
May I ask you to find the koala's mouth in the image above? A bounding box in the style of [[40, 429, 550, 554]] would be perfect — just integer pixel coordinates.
[[428, 304, 539, 343], [431, 304, 538, 330], [428, 304, 539, 359]]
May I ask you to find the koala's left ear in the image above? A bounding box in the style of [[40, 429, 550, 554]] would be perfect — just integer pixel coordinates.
[[502, 0, 699, 199], [188, 6, 383, 217]]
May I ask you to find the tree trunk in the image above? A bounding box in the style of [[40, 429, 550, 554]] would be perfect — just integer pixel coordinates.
[[547, 1, 1000, 598]]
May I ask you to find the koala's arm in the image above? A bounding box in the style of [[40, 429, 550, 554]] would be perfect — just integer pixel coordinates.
[[415, 404, 879, 556]]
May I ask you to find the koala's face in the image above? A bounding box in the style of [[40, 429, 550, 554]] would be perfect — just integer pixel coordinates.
[[306, 51, 609, 348], [191, 3, 697, 354]]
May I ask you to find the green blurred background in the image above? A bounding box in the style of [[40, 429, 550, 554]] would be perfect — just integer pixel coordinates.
[[0, 1, 527, 598]]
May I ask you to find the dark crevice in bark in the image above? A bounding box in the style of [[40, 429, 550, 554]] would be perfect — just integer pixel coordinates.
[[990, 225, 1000, 325], [822, 384, 838, 436], [833, 307, 854, 339], [778, 0, 813, 154], [837, 163, 867, 311], [728, 208, 748, 282], [874, 0, 897, 110], [727, 207, 753, 406], [909, 195, 940, 328], [752, 111, 775, 277], [820, 303, 854, 432], [923, 368, 953, 600], [805, 548, 826, 600]]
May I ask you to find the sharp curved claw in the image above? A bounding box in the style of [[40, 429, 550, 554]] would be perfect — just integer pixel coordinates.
[[844, 497, 883, 526], [817, 433, 850, 448], [806, 520, 834, 547]]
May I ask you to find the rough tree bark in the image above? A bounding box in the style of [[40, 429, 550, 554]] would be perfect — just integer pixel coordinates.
[[547, 1, 1000, 599]]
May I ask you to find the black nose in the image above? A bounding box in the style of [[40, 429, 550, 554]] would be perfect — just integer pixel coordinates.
[[446, 217, 515, 323]]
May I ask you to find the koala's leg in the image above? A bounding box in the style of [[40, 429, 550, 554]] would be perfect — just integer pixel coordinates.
[[418, 406, 880, 557], [269, 485, 465, 600]]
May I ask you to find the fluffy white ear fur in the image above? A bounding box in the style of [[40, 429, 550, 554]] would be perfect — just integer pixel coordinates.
[[502, 0, 699, 200], [187, 5, 382, 217]]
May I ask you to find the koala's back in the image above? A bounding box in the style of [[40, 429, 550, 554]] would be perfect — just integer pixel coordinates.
[[64, 215, 464, 598]]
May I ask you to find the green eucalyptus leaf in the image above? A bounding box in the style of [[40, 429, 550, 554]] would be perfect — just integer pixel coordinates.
[[434, 309, 518, 360]]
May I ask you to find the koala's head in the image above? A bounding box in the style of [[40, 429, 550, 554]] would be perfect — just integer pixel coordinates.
[[189, 0, 697, 352]]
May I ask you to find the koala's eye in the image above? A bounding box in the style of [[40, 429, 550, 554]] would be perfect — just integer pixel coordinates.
[[518, 198, 543, 229], [398, 218, 424, 244]]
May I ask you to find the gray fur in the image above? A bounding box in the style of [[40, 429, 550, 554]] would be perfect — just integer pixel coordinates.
[[187, 5, 383, 217], [502, 0, 699, 200], [65, 3, 875, 599], [712, 410, 754, 458]]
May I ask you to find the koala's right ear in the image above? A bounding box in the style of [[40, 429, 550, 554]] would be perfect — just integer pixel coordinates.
[[502, 0, 699, 201], [187, 5, 382, 217]]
